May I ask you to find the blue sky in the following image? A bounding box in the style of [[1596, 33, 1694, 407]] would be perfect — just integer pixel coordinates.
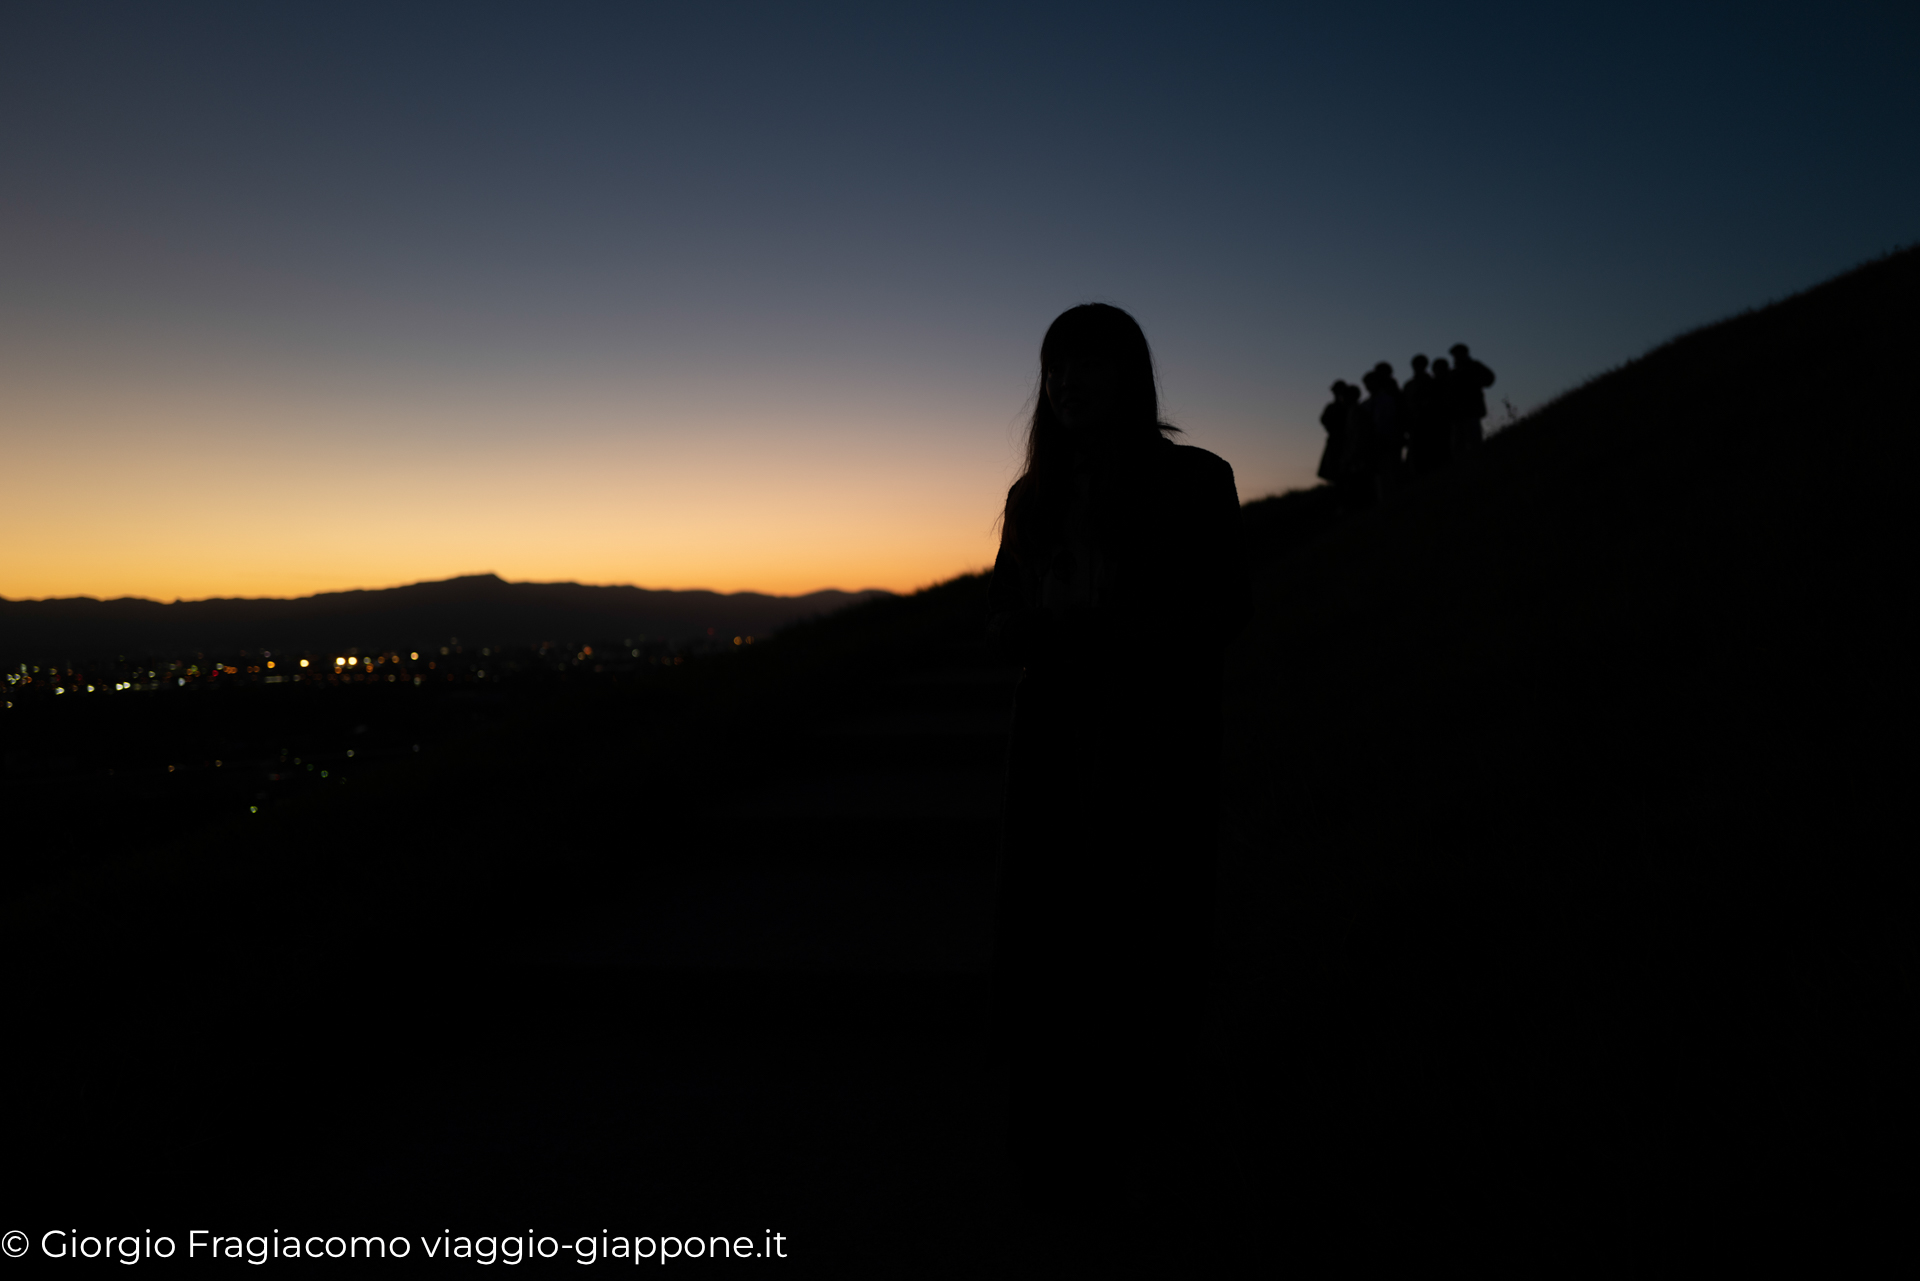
[[3, 1, 1913, 598]]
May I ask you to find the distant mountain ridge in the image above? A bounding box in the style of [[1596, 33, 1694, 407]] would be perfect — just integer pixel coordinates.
[[0, 574, 891, 661]]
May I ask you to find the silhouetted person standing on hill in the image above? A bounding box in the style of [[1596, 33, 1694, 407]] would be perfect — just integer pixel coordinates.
[[1364, 362, 1404, 502], [1336, 379, 1371, 512], [1403, 353, 1445, 476], [1318, 380, 1352, 485], [987, 303, 1245, 1228], [1429, 356, 1457, 467], [1449, 342, 1496, 457]]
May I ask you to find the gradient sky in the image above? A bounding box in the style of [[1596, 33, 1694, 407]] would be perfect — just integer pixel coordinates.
[[4, 1, 1914, 601]]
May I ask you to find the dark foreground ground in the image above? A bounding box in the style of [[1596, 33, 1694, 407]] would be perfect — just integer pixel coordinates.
[[4, 669, 977, 1264], [10, 631, 1130, 1273], [5, 591, 1512, 1272], [8, 546, 1903, 1271]]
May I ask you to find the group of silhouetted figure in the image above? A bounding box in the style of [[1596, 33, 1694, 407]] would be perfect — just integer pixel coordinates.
[[1319, 343, 1496, 509]]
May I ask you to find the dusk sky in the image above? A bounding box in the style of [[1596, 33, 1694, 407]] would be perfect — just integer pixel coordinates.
[[5, 1, 1914, 602]]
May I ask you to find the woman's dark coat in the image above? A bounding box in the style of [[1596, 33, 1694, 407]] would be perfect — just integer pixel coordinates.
[[986, 434, 1246, 1188]]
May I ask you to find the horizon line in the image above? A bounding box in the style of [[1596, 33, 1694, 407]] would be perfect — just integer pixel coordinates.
[[0, 572, 913, 608]]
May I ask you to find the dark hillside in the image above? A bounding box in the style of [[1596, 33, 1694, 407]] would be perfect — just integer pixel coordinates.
[[0, 573, 887, 662], [1217, 245, 1918, 1228], [2, 576, 1022, 1268], [4, 248, 1912, 1262]]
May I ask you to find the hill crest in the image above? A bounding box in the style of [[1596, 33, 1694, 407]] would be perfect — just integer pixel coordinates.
[[0, 574, 892, 661]]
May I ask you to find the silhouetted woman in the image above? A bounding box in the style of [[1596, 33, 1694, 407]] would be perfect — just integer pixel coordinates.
[[1318, 379, 1352, 484], [987, 303, 1245, 1220]]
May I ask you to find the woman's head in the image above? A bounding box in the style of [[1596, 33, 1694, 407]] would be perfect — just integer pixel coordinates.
[[1038, 304, 1161, 439], [1003, 303, 1175, 548]]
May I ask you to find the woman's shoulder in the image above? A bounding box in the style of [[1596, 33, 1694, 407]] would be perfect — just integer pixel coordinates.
[[1155, 437, 1238, 492]]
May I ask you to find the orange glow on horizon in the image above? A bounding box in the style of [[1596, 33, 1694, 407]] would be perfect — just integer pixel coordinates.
[[0, 367, 1030, 603], [0, 557, 996, 606]]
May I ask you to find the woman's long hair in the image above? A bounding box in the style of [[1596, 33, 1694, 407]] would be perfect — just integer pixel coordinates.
[[1001, 303, 1178, 553]]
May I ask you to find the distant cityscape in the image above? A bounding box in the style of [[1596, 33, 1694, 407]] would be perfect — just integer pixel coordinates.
[[0, 573, 887, 679], [2, 629, 785, 891], [5, 632, 761, 708]]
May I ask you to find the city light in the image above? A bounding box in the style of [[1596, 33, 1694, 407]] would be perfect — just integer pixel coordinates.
[[8, 637, 737, 709]]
